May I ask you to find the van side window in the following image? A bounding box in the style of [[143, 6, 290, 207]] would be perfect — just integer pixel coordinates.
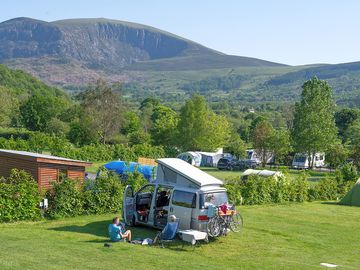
[[172, 190, 196, 208], [162, 166, 177, 183]]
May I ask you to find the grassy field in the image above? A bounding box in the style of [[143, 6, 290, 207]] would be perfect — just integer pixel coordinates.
[[0, 202, 359, 270], [201, 167, 333, 185]]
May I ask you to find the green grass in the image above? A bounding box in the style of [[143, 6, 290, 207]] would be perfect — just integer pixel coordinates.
[[202, 167, 333, 185], [0, 202, 359, 269], [86, 162, 106, 174]]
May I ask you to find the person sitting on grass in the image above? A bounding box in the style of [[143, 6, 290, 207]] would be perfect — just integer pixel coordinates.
[[108, 217, 132, 242]]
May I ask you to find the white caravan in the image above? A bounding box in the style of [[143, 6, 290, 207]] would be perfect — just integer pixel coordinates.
[[246, 149, 274, 165], [122, 158, 228, 232], [177, 152, 202, 167], [292, 153, 325, 168]]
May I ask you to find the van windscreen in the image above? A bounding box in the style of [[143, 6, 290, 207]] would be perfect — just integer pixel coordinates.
[[199, 192, 228, 209]]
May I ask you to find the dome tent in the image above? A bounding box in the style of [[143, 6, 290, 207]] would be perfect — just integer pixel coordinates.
[[103, 161, 156, 182], [339, 179, 360, 207]]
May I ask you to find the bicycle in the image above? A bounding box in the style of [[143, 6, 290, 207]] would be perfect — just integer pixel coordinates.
[[207, 205, 243, 237]]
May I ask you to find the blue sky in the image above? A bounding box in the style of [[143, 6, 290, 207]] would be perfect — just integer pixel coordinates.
[[1, 0, 359, 65]]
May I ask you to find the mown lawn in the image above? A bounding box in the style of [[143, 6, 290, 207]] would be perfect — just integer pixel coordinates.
[[0, 202, 359, 270], [203, 167, 333, 185]]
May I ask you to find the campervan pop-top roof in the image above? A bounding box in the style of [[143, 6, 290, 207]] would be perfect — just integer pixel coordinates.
[[156, 158, 223, 187]]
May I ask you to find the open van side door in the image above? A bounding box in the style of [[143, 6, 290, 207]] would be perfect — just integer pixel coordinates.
[[123, 185, 135, 226]]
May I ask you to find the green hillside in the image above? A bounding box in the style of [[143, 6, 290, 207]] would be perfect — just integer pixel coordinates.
[[0, 64, 66, 98]]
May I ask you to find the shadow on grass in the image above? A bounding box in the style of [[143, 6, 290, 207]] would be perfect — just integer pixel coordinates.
[[50, 220, 159, 239], [321, 201, 340, 205]]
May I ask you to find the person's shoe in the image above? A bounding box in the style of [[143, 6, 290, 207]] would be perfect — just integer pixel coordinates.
[[104, 243, 112, 247]]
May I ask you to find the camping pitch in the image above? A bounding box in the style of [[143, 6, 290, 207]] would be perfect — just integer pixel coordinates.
[[339, 179, 360, 206]]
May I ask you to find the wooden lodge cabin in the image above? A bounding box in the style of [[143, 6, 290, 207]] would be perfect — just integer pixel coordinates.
[[0, 149, 92, 189]]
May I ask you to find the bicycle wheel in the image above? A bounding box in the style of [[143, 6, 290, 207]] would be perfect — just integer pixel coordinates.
[[218, 217, 228, 236], [229, 212, 243, 233], [207, 217, 221, 237]]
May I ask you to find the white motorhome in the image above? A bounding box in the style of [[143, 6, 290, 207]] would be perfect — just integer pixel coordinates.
[[122, 158, 228, 232], [292, 153, 325, 168]]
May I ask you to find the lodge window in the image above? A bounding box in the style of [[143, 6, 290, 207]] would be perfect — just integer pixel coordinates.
[[58, 168, 68, 182]]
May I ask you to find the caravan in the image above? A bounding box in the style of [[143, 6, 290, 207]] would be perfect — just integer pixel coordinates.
[[292, 153, 325, 168], [122, 158, 228, 232], [177, 152, 202, 167], [246, 149, 274, 165]]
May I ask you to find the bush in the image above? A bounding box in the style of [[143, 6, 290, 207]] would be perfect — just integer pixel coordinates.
[[45, 178, 84, 219], [0, 169, 41, 222], [309, 178, 338, 201], [125, 171, 148, 192], [83, 171, 123, 215], [225, 173, 309, 205], [224, 178, 242, 205]]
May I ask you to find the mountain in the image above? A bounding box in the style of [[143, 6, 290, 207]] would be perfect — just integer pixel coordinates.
[[0, 17, 284, 69], [1, 17, 360, 106]]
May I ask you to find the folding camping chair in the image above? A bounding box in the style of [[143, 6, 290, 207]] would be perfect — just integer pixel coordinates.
[[154, 219, 180, 248]]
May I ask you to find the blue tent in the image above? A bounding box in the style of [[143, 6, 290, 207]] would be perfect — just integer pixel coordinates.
[[103, 161, 156, 182]]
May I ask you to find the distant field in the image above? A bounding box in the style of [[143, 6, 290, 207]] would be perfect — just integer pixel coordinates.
[[0, 202, 358, 269], [201, 167, 332, 185]]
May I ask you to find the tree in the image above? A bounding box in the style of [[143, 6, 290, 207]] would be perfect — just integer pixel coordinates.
[[292, 77, 338, 168], [20, 93, 68, 131], [150, 105, 179, 146], [122, 112, 141, 135], [326, 142, 349, 169], [0, 86, 18, 127], [78, 79, 124, 144], [177, 94, 231, 151], [128, 130, 151, 146], [67, 118, 98, 146], [224, 132, 246, 159], [271, 129, 291, 164], [252, 120, 274, 167], [346, 119, 360, 168], [335, 108, 359, 142], [139, 97, 160, 133]]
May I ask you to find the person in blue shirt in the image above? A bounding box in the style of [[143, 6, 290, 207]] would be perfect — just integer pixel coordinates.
[[108, 217, 132, 242]]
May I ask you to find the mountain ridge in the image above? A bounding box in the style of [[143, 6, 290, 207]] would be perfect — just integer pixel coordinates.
[[0, 17, 285, 69]]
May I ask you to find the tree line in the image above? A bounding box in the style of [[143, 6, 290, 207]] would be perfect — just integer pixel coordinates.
[[1, 75, 360, 168]]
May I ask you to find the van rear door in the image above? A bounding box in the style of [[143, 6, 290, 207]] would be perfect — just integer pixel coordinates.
[[123, 185, 135, 226], [169, 190, 196, 230]]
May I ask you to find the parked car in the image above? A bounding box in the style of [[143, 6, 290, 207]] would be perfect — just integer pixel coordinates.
[[233, 159, 259, 170], [217, 158, 235, 170]]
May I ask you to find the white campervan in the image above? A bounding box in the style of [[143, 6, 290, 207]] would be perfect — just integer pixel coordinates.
[[292, 153, 325, 168], [122, 158, 228, 232]]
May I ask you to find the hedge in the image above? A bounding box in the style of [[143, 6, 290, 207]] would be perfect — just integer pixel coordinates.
[[0, 169, 41, 222], [0, 133, 167, 162], [45, 171, 147, 219], [225, 172, 356, 206]]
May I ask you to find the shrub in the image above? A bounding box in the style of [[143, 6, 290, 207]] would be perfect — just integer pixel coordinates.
[[125, 171, 148, 192], [225, 173, 310, 205], [309, 178, 338, 201], [83, 171, 123, 215], [290, 173, 309, 202], [45, 178, 84, 219], [224, 178, 242, 205], [0, 169, 41, 222]]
